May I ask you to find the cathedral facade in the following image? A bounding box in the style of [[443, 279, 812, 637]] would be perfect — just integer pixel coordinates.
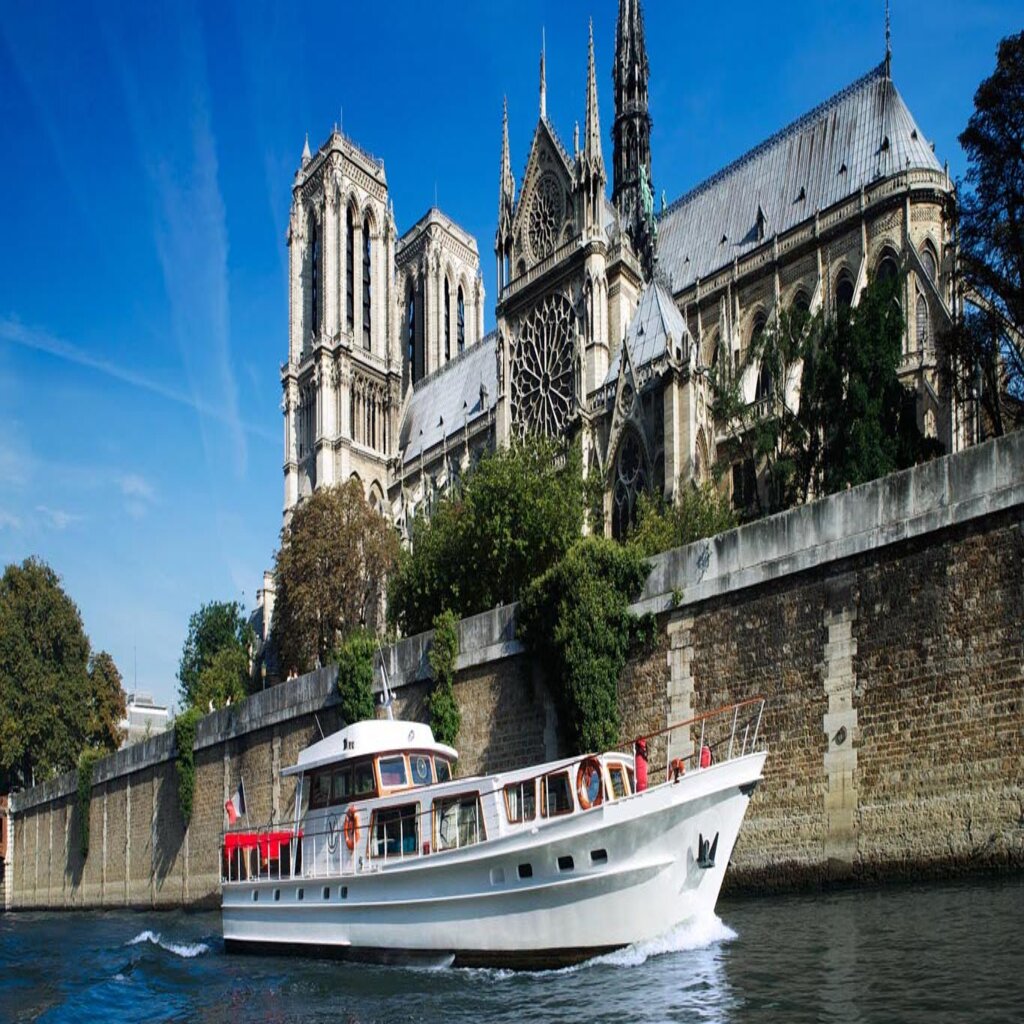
[[281, 1, 965, 542]]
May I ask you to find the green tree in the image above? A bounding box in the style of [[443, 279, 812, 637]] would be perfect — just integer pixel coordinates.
[[178, 600, 251, 707], [193, 646, 249, 711], [333, 628, 378, 725], [273, 479, 399, 676], [427, 610, 461, 747], [0, 558, 92, 788], [715, 275, 941, 517], [87, 650, 127, 752], [388, 436, 587, 636], [941, 31, 1024, 436], [628, 481, 737, 558], [519, 538, 655, 755]]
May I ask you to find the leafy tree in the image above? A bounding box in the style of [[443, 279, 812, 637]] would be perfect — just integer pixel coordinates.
[[388, 437, 587, 636], [174, 706, 202, 825], [178, 600, 251, 707], [427, 610, 461, 747], [628, 481, 737, 558], [941, 31, 1024, 435], [0, 558, 92, 788], [273, 479, 399, 676], [519, 538, 655, 755], [333, 628, 377, 725], [87, 651, 126, 752], [714, 275, 941, 517], [193, 646, 249, 711]]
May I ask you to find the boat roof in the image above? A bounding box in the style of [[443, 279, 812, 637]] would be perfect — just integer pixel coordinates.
[[282, 719, 459, 777]]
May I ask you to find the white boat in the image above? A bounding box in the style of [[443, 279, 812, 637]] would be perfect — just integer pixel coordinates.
[[221, 698, 767, 968]]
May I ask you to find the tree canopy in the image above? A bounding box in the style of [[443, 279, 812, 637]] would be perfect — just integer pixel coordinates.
[[273, 478, 399, 675], [942, 30, 1024, 435], [388, 436, 588, 636], [715, 274, 942, 517], [178, 600, 252, 708], [628, 481, 737, 558], [0, 558, 125, 789]]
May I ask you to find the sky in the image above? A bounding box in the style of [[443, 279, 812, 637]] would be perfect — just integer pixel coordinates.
[[0, 0, 1018, 710]]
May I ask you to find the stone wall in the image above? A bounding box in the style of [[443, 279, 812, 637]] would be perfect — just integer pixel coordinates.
[[6, 433, 1023, 909]]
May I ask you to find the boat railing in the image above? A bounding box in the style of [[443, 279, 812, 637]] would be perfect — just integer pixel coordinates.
[[220, 696, 766, 885]]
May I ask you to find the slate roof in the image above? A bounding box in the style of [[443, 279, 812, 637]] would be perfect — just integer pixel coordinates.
[[606, 279, 689, 383], [398, 334, 497, 465], [657, 63, 944, 293]]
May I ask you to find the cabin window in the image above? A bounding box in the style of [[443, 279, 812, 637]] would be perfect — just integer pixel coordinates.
[[434, 794, 484, 851], [541, 771, 574, 817], [378, 756, 408, 789], [410, 754, 433, 787], [504, 780, 536, 823], [310, 772, 332, 810], [371, 804, 419, 859], [331, 767, 352, 804], [626, 766, 635, 792], [607, 764, 630, 799], [434, 757, 452, 783]]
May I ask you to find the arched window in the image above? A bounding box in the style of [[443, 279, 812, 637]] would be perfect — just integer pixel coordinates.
[[346, 207, 355, 331], [611, 430, 648, 542], [406, 281, 416, 370], [309, 214, 320, 337], [457, 286, 466, 354], [877, 254, 899, 286], [444, 277, 451, 362], [916, 294, 930, 351], [835, 272, 855, 310], [755, 362, 773, 403], [750, 312, 767, 345], [792, 291, 811, 316], [920, 245, 937, 284], [362, 217, 372, 350]]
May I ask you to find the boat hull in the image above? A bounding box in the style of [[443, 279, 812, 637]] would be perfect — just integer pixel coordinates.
[[222, 752, 765, 967]]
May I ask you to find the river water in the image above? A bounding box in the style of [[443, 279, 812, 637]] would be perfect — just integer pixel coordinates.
[[1, 876, 1020, 1023]]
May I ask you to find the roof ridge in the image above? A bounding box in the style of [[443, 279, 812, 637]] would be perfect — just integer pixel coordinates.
[[659, 61, 888, 221]]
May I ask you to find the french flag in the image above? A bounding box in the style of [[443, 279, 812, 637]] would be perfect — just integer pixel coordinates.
[[225, 779, 247, 825]]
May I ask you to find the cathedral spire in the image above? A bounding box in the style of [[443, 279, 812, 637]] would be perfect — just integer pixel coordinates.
[[539, 28, 547, 120], [496, 97, 516, 290], [613, 0, 655, 278], [884, 0, 892, 79], [584, 19, 603, 167]]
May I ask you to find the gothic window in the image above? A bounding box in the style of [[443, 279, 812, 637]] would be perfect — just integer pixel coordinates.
[[309, 214, 320, 337], [346, 207, 355, 331], [457, 286, 466, 355], [792, 291, 811, 315], [920, 245, 937, 284], [877, 253, 899, 293], [732, 458, 757, 514], [509, 293, 577, 438], [835, 272, 855, 310], [406, 281, 418, 380], [444, 277, 451, 362], [527, 173, 563, 263], [362, 217, 372, 350], [611, 430, 648, 542], [755, 363, 773, 403], [916, 295, 930, 351]]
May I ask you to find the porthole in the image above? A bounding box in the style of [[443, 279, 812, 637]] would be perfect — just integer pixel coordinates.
[[590, 849, 608, 864], [251, 890, 259, 902], [340, 886, 349, 899], [322, 886, 330, 900], [273, 889, 281, 902], [297, 887, 304, 901], [557, 855, 575, 872], [518, 863, 533, 879]]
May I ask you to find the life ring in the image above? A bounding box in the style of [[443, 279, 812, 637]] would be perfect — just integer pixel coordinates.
[[343, 806, 360, 851], [576, 757, 604, 810]]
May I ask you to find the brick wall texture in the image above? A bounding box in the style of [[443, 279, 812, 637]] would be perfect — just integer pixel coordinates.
[[8, 509, 1023, 908]]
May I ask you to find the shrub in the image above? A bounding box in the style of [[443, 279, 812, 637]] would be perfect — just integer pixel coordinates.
[[428, 610, 461, 747], [334, 628, 378, 725], [174, 706, 202, 826]]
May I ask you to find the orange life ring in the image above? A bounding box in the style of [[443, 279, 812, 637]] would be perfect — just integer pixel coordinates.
[[343, 806, 360, 851], [576, 757, 604, 810]]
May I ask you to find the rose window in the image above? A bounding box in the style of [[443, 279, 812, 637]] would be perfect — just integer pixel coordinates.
[[612, 429, 649, 541], [510, 293, 577, 438], [527, 174, 563, 263]]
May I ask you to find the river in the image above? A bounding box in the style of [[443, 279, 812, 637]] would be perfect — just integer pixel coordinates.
[[1, 876, 1020, 1023]]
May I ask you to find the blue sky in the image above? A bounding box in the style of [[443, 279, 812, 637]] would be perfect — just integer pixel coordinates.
[[0, 1, 1018, 709]]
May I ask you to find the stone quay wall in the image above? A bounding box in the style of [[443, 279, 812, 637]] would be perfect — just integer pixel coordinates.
[[5, 433, 1023, 910]]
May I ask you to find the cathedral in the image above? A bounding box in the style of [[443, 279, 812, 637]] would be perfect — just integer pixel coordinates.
[[280, 0, 966, 543]]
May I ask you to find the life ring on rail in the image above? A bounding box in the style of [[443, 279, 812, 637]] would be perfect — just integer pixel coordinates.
[[576, 757, 604, 810], [343, 806, 360, 851]]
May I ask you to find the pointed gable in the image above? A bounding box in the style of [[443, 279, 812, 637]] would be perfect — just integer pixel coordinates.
[[605, 280, 690, 384], [657, 63, 944, 292]]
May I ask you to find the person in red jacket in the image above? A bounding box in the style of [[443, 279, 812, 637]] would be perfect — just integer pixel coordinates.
[[634, 737, 649, 792]]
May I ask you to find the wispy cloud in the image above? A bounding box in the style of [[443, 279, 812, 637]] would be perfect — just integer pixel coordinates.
[[0, 510, 21, 531], [0, 318, 275, 443], [35, 505, 82, 531], [118, 472, 157, 519]]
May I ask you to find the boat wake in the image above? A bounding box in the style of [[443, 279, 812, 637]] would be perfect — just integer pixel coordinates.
[[125, 930, 210, 959], [588, 913, 737, 969]]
